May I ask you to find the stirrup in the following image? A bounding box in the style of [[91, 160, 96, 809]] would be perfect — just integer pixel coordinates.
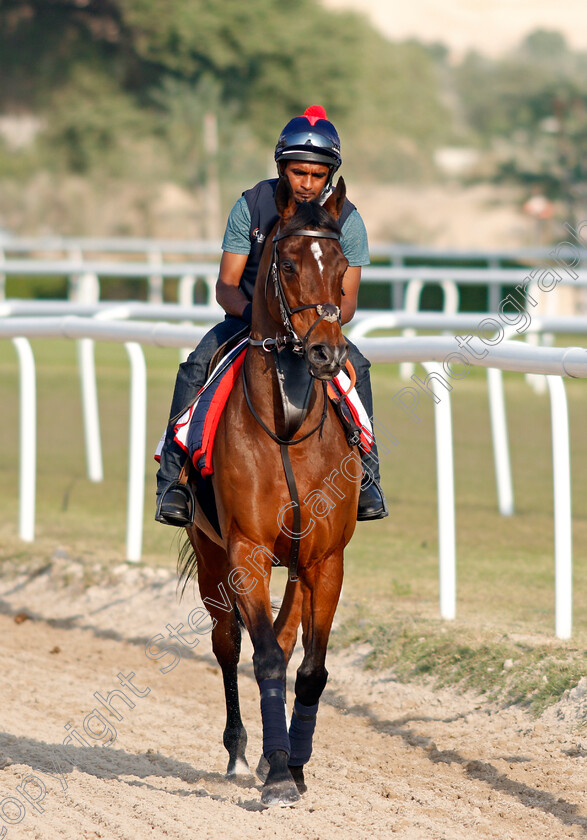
[[155, 481, 195, 527], [357, 480, 388, 521]]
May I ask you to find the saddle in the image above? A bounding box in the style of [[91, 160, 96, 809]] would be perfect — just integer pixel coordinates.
[[155, 339, 372, 536]]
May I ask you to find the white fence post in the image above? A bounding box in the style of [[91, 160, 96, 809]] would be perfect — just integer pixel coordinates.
[[77, 338, 104, 482], [75, 272, 103, 482], [400, 279, 459, 380], [0, 245, 5, 301], [487, 367, 514, 516], [125, 341, 147, 563], [422, 361, 456, 620], [12, 337, 36, 542], [147, 249, 164, 304], [178, 274, 197, 361], [399, 279, 423, 380], [545, 375, 573, 640]]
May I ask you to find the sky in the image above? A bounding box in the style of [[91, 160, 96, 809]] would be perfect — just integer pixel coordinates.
[[321, 0, 587, 58]]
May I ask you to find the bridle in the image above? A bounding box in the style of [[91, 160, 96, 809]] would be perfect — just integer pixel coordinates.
[[248, 226, 343, 356]]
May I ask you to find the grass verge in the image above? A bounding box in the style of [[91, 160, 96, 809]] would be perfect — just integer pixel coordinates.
[[331, 604, 587, 717]]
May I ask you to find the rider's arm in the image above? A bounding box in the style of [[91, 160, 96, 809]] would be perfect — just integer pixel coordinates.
[[215, 251, 250, 318], [339, 209, 369, 325], [341, 265, 361, 325], [216, 196, 253, 318]]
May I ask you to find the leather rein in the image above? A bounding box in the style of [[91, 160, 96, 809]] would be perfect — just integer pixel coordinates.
[[243, 225, 344, 583]]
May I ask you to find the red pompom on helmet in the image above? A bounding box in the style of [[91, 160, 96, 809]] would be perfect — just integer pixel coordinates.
[[274, 106, 342, 173]]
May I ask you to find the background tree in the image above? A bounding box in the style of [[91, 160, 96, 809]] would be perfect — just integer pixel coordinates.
[[453, 30, 587, 226]]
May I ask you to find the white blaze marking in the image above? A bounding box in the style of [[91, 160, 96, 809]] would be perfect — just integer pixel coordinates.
[[310, 241, 324, 276]]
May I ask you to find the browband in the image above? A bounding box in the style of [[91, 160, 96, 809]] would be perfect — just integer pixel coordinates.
[[273, 228, 340, 243]]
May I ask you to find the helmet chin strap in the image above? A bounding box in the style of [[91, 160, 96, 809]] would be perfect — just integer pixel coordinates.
[[319, 183, 334, 204]]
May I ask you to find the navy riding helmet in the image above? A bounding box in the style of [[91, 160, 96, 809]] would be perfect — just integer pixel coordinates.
[[274, 105, 342, 185]]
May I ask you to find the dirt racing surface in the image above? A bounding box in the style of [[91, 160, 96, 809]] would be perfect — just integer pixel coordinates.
[[1, 557, 586, 840]]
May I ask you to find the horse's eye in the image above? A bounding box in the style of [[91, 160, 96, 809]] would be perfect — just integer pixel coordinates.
[[281, 261, 295, 274]]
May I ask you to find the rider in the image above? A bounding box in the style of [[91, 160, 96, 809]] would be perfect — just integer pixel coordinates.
[[156, 105, 388, 526]]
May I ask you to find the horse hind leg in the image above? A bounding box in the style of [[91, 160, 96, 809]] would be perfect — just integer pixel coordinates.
[[187, 528, 251, 778], [217, 613, 251, 777]]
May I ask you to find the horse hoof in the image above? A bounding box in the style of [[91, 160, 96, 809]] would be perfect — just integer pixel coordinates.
[[226, 757, 253, 778], [255, 755, 269, 783], [288, 764, 307, 794], [261, 778, 301, 807]]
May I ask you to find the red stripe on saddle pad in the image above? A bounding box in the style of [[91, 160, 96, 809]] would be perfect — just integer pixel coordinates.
[[191, 348, 247, 477]]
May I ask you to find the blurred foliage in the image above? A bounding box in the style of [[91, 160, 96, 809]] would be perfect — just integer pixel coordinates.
[[0, 0, 453, 196], [0, 2, 586, 232], [454, 30, 587, 222]]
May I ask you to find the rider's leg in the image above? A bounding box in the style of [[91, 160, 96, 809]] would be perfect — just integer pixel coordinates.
[[156, 316, 249, 526], [345, 340, 388, 521]]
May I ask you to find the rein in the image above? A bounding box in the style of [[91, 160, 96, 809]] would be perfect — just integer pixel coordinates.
[[245, 224, 343, 583]]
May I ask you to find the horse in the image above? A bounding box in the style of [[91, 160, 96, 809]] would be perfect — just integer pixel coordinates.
[[181, 174, 361, 806]]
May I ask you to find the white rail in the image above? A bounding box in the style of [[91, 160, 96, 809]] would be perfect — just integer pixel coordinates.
[[2, 316, 585, 638], [3, 233, 585, 265], [2, 259, 587, 287]]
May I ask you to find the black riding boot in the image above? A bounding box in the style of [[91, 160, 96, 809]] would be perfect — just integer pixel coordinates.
[[346, 341, 388, 521], [156, 316, 249, 526]]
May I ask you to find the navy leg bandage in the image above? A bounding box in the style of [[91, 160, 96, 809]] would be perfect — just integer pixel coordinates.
[[288, 698, 319, 766], [259, 679, 290, 758]]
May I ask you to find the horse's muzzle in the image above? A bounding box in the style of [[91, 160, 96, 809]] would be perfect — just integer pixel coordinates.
[[306, 341, 350, 380]]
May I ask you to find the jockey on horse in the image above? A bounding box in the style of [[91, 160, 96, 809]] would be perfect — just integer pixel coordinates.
[[156, 105, 388, 526]]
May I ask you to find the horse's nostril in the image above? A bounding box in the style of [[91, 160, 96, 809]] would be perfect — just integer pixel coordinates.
[[309, 344, 331, 365], [339, 344, 350, 366]]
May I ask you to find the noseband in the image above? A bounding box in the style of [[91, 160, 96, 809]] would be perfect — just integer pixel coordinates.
[[249, 227, 342, 356]]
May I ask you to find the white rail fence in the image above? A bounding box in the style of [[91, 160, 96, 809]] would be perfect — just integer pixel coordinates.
[[2, 249, 587, 315], [2, 309, 586, 639]]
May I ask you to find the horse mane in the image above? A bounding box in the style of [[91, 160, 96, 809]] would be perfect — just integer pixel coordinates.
[[280, 200, 341, 238]]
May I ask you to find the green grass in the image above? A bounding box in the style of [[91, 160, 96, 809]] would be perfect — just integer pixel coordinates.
[[331, 606, 586, 716], [1, 338, 586, 711]]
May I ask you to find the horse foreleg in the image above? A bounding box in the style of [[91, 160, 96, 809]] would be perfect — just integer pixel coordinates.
[[288, 548, 344, 793], [229, 543, 300, 807], [191, 529, 250, 777], [252, 579, 303, 786]]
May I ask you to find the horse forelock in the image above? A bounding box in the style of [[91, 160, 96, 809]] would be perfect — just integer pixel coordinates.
[[280, 200, 341, 238]]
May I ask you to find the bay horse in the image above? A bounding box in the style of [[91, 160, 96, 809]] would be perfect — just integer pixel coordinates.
[[181, 175, 360, 806]]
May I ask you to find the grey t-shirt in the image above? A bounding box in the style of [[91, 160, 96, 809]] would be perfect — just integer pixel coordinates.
[[222, 195, 370, 267]]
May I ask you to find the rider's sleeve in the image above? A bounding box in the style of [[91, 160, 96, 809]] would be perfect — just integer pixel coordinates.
[[340, 209, 370, 267], [221, 196, 252, 254]]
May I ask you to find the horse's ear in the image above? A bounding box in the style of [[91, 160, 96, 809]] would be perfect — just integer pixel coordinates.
[[275, 175, 297, 221], [323, 177, 346, 220]]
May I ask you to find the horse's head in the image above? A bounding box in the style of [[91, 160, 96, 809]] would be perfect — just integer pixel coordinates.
[[265, 175, 351, 380]]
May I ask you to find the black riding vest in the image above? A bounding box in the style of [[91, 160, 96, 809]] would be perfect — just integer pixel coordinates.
[[239, 178, 356, 301]]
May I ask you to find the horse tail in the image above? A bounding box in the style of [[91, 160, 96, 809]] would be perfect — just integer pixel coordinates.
[[177, 535, 198, 596], [233, 600, 246, 629]]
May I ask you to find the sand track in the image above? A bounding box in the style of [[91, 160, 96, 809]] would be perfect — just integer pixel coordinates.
[[1, 560, 585, 839]]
